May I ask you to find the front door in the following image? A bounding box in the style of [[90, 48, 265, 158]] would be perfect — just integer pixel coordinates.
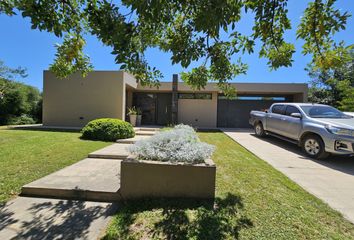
[[156, 93, 172, 125], [133, 93, 156, 125]]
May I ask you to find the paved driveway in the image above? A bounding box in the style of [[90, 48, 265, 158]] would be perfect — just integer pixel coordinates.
[[222, 128, 354, 223]]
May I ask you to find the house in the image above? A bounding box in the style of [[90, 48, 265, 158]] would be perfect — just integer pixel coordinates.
[[42, 70, 308, 128]]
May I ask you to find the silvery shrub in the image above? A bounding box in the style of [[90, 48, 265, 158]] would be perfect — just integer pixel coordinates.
[[128, 124, 215, 164]]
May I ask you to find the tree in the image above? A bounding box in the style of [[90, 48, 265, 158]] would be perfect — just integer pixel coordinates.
[[307, 50, 354, 111], [0, 61, 42, 125], [1, 0, 353, 96]]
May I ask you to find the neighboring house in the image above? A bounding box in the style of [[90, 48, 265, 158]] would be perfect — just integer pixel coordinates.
[[43, 70, 308, 128]]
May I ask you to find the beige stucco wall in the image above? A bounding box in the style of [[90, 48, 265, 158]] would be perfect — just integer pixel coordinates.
[[138, 82, 308, 102], [177, 92, 218, 128], [43, 71, 126, 127]]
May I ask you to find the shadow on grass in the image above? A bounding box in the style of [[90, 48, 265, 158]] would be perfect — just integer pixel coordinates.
[[103, 193, 253, 240], [6, 126, 81, 133]]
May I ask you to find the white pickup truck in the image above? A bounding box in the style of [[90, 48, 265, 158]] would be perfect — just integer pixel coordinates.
[[249, 103, 354, 159]]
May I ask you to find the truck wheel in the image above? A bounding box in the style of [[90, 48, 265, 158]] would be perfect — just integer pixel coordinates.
[[301, 135, 329, 159], [254, 122, 266, 137]]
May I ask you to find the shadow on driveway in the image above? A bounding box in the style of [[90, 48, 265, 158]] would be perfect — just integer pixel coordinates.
[[247, 132, 354, 176]]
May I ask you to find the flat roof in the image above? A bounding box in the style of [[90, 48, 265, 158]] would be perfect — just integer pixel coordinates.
[[137, 81, 308, 94]]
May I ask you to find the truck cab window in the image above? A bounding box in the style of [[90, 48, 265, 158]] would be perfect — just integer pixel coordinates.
[[271, 105, 286, 115], [285, 106, 301, 116]]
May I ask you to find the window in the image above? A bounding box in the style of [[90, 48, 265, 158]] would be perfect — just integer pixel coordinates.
[[178, 93, 194, 99], [179, 93, 212, 100], [218, 95, 236, 100], [300, 105, 350, 119], [285, 106, 301, 116], [218, 95, 286, 101], [195, 93, 212, 99], [271, 105, 286, 115]]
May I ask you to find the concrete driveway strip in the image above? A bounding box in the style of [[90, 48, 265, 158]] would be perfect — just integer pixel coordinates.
[[222, 128, 354, 224]]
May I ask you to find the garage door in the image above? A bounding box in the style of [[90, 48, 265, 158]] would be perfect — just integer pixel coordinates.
[[217, 96, 291, 128]]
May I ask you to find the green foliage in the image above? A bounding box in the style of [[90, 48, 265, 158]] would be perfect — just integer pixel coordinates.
[[49, 33, 93, 79], [251, 0, 295, 69], [7, 114, 36, 125], [337, 80, 354, 112], [2, 0, 352, 96], [307, 50, 354, 111], [0, 59, 27, 80], [297, 0, 352, 70], [0, 0, 15, 15], [127, 106, 141, 115], [0, 61, 42, 125], [81, 118, 135, 141]]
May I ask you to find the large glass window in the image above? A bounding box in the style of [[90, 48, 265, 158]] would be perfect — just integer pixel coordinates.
[[218, 95, 286, 101], [179, 93, 212, 100]]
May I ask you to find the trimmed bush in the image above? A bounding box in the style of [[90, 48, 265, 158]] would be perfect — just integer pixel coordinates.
[[129, 124, 215, 164], [7, 114, 36, 125], [81, 118, 135, 141]]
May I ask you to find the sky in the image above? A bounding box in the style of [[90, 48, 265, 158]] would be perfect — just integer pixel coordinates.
[[0, 0, 353, 91]]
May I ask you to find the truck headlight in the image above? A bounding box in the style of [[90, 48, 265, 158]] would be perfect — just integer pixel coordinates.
[[325, 125, 353, 137]]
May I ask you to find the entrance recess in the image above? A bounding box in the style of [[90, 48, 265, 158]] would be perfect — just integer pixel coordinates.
[[133, 93, 172, 125]]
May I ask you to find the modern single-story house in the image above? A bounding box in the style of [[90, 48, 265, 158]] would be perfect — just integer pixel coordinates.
[[43, 70, 308, 128]]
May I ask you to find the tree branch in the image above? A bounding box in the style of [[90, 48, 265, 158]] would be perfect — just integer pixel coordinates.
[[312, 0, 325, 59], [270, 0, 280, 51]]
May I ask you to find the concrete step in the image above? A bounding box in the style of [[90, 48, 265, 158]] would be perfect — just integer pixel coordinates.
[[21, 158, 121, 202], [116, 135, 150, 144], [135, 131, 155, 136], [140, 127, 160, 131], [134, 127, 160, 132], [88, 143, 130, 159]]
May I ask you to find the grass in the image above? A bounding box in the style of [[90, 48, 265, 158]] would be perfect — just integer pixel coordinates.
[[0, 128, 111, 203], [104, 132, 354, 239]]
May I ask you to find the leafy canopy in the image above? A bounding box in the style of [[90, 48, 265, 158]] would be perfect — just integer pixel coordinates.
[[1, 0, 352, 96], [0, 60, 42, 125], [307, 50, 354, 111]]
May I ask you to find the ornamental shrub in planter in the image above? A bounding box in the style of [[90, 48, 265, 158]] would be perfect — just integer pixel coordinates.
[[120, 125, 216, 199], [81, 118, 135, 141], [128, 124, 215, 164]]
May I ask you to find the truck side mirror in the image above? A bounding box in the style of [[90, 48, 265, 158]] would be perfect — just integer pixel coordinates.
[[290, 113, 302, 118]]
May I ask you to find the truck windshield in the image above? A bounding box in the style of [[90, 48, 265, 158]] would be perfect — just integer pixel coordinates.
[[300, 105, 351, 119]]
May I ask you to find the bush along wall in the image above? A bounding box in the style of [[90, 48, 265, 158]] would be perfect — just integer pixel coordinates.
[[81, 118, 135, 141]]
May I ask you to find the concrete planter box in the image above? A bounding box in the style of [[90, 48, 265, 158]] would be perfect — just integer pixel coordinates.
[[120, 158, 216, 199]]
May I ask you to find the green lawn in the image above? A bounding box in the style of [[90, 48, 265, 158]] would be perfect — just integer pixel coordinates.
[[0, 128, 110, 203], [104, 132, 354, 239]]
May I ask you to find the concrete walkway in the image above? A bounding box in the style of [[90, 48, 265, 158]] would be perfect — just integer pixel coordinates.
[[0, 130, 157, 239], [22, 158, 122, 202], [88, 143, 130, 159], [223, 129, 354, 223], [0, 197, 116, 239]]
